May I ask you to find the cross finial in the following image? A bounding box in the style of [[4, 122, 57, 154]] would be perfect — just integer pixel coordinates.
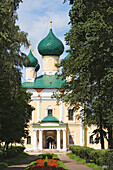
[[30, 42, 31, 49], [30, 35, 31, 49], [50, 9, 52, 29]]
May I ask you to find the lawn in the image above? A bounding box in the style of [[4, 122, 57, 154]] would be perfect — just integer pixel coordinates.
[[0, 152, 29, 169]]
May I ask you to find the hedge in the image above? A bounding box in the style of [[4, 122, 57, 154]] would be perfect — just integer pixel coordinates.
[[0, 146, 25, 160], [69, 145, 113, 168]]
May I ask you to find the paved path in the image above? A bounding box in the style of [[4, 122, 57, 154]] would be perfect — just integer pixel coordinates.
[[3, 151, 92, 170], [58, 153, 92, 170]]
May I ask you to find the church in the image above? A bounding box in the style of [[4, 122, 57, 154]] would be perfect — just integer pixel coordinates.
[[22, 20, 107, 151]]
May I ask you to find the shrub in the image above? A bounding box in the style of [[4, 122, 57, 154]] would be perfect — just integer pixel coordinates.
[[0, 146, 25, 160], [0, 150, 4, 160], [69, 145, 113, 167], [0, 162, 8, 168], [37, 153, 53, 159], [105, 150, 113, 169], [44, 156, 48, 167]]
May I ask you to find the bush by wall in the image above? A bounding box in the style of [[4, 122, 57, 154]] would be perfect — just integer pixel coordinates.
[[69, 145, 113, 167]]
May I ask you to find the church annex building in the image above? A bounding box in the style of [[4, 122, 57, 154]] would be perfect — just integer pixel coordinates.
[[22, 20, 107, 151]]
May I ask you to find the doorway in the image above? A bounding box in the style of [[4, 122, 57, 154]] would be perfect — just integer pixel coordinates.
[[47, 136, 54, 149]]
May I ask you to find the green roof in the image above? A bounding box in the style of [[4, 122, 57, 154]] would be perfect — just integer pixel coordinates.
[[38, 29, 64, 56], [23, 50, 38, 67], [41, 110, 59, 123], [22, 74, 64, 88]]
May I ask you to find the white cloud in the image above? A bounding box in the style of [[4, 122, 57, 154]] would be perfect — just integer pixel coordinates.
[[17, 0, 71, 79]]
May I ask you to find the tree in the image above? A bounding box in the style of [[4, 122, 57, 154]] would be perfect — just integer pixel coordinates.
[[55, 0, 113, 149], [0, 0, 32, 149]]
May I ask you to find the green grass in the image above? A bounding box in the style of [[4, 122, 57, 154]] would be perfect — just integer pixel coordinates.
[[0, 152, 29, 168], [57, 159, 68, 170], [50, 154, 68, 170], [67, 153, 102, 170]]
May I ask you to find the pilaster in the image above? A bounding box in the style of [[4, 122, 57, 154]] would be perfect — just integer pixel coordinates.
[[57, 129, 60, 150], [39, 130, 43, 150], [33, 130, 37, 150], [60, 101, 63, 122], [63, 129, 66, 151], [37, 99, 40, 122]]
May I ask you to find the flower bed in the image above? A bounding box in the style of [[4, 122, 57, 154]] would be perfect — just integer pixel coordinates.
[[29, 158, 59, 170], [25, 153, 68, 170]]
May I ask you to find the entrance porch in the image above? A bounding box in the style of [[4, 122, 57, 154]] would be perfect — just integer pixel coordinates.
[[33, 126, 67, 151]]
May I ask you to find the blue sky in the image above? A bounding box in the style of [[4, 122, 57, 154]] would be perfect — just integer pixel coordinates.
[[17, 0, 71, 78]]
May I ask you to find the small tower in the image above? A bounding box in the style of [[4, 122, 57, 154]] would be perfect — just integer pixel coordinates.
[[23, 49, 40, 82], [38, 20, 64, 75]]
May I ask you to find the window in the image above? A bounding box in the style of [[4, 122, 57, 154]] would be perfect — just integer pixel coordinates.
[[46, 105, 54, 116], [68, 133, 75, 145], [68, 108, 74, 121], [89, 135, 94, 144], [48, 109, 52, 115], [27, 136, 31, 144]]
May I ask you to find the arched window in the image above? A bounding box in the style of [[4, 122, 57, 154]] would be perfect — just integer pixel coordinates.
[[46, 105, 54, 116], [27, 136, 31, 144]]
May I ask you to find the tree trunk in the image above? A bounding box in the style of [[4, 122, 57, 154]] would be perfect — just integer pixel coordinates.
[[108, 126, 113, 149], [100, 125, 104, 149], [98, 79, 104, 149]]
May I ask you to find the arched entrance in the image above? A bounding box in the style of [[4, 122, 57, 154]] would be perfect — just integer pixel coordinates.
[[47, 136, 54, 149], [43, 130, 56, 149]]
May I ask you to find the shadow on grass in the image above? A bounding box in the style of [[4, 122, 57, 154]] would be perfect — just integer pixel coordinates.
[[3, 155, 37, 170]]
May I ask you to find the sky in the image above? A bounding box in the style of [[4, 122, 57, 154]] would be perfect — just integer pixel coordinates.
[[17, 0, 71, 79]]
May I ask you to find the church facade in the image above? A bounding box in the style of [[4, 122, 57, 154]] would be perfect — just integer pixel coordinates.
[[22, 20, 107, 151]]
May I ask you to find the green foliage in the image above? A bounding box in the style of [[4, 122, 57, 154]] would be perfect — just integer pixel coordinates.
[[67, 152, 102, 170], [25, 161, 37, 170], [0, 162, 8, 169], [0, 152, 28, 168], [0, 0, 32, 148], [44, 156, 48, 167], [25, 153, 68, 170], [69, 145, 113, 167], [105, 150, 113, 169], [57, 160, 68, 170], [55, 0, 113, 149], [37, 153, 53, 159], [0, 146, 25, 161]]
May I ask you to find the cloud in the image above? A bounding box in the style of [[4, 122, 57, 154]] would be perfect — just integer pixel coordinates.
[[17, 0, 71, 79]]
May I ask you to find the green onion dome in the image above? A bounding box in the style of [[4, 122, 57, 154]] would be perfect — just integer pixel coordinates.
[[23, 50, 38, 67], [38, 28, 64, 56], [41, 110, 59, 123]]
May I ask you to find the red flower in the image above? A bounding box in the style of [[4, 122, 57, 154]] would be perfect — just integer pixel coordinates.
[[28, 158, 60, 170]]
